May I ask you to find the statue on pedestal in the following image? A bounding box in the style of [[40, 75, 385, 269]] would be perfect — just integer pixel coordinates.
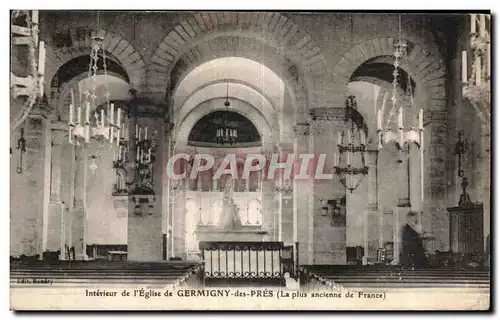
[[218, 178, 242, 230]]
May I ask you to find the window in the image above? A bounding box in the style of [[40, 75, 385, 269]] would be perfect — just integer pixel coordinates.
[[244, 199, 261, 226], [185, 199, 198, 252], [210, 200, 222, 226]]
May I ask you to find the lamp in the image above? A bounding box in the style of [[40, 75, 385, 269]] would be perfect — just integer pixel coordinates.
[[67, 12, 122, 148], [15, 128, 26, 174], [334, 95, 369, 193], [276, 178, 293, 204], [376, 16, 423, 152], [216, 83, 238, 145]]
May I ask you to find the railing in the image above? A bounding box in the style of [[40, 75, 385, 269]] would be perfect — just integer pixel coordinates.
[[199, 241, 288, 287]]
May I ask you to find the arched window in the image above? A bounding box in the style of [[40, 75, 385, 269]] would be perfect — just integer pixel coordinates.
[[185, 199, 199, 252], [244, 199, 262, 226], [210, 200, 222, 226]]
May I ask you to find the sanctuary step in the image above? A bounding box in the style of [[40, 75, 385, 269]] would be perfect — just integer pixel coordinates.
[[10, 260, 202, 288], [300, 265, 490, 290]]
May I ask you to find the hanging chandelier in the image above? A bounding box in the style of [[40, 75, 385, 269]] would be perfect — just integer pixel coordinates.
[[216, 83, 238, 145], [67, 13, 121, 148], [334, 96, 368, 193], [376, 14, 423, 151]]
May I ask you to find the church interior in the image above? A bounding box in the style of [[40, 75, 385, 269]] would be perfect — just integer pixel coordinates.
[[10, 10, 491, 290]]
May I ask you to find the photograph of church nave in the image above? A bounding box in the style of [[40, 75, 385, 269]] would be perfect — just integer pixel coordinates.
[[10, 10, 490, 298]]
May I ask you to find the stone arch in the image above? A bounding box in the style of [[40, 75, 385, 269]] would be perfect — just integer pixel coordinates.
[[176, 82, 276, 128], [332, 37, 446, 112], [56, 72, 131, 118], [147, 12, 329, 108], [44, 28, 146, 95]]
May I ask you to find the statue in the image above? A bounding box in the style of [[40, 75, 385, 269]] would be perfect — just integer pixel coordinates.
[[223, 177, 234, 201], [218, 177, 242, 230]]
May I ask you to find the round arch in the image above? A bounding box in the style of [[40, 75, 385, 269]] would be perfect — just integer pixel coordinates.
[[147, 12, 330, 111], [57, 74, 131, 121], [332, 37, 446, 112], [175, 82, 277, 128], [45, 28, 146, 95], [174, 57, 285, 114]]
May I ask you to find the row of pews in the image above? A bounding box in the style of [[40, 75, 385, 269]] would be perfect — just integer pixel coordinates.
[[10, 260, 490, 291], [300, 265, 490, 291], [10, 260, 202, 288]]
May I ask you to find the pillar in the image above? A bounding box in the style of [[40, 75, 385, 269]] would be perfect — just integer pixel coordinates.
[[363, 149, 380, 264], [72, 145, 88, 260], [277, 142, 294, 244], [293, 123, 312, 264], [46, 122, 67, 258], [479, 124, 490, 250], [393, 150, 411, 264], [426, 111, 448, 252]]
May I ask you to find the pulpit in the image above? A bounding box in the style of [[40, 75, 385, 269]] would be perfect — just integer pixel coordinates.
[[447, 203, 484, 260]]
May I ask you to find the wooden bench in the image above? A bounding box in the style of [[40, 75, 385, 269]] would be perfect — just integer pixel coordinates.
[[107, 250, 127, 261]]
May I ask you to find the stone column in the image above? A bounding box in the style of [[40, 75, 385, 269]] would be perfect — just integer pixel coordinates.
[[392, 150, 411, 264], [72, 146, 88, 260], [277, 142, 294, 244], [363, 150, 380, 264], [479, 124, 490, 250], [49, 123, 66, 202], [16, 107, 52, 257], [46, 123, 67, 257], [293, 123, 311, 264], [426, 111, 448, 252]]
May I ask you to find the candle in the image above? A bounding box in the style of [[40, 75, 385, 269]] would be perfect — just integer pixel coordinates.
[[110, 103, 114, 125], [78, 81, 82, 105], [38, 41, 45, 75], [475, 55, 481, 86], [398, 107, 403, 129], [101, 109, 105, 127], [118, 145, 122, 161], [487, 43, 491, 78], [139, 127, 142, 141], [377, 109, 382, 131], [116, 108, 121, 128], [137, 147, 140, 161], [471, 14, 476, 33], [85, 102, 90, 123], [462, 50, 468, 83], [360, 130, 366, 145], [70, 89, 75, 107], [69, 104, 74, 124], [148, 148, 151, 160], [32, 10, 39, 24], [145, 126, 148, 139], [480, 14, 486, 37], [136, 124, 139, 139], [77, 107, 81, 124], [419, 109, 424, 130]]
